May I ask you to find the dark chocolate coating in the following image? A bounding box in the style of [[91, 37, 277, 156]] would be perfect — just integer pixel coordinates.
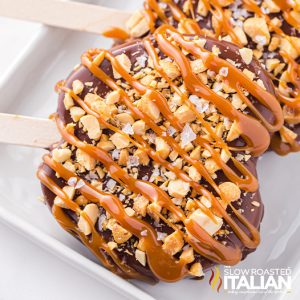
[[40, 36, 270, 282]]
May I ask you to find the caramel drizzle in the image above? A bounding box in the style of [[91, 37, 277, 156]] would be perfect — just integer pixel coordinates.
[[141, 0, 299, 154], [241, 0, 300, 153], [37, 26, 270, 281], [272, 0, 300, 30], [143, 1, 283, 132], [243, 0, 300, 104], [102, 27, 130, 40]]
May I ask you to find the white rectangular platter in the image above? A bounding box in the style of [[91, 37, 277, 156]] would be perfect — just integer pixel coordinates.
[[0, 1, 299, 299]]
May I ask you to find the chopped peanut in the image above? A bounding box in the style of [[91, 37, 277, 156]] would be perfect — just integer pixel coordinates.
[[70, 106, 86, 122], [134, 149, 150, 166], [78, 204, 100, 235], [219, 182, 241, 202], [133, 196, 149, 217], [84, 93, 102, 105], [189, 209, 223, 236], [75, 195, 88, 206], [54, 186, 75, 208], [80, 115, 101, 140], [190, 146, 201, 160], [162, 231, 184, 256], [132, 120, 147, 135], [72, 80, 84, 94], [116, 113, 135, 125], [137, 96, 160, 122], [174, 105, 196, 123], [52, 148, 72, 163], [113, 54, 132, 79], [266, 58, 280, 72], [227, 121, 240, 142], [233, 26, 248, 45], [180, 247, 194, 264], [97, 141, 115, 152], [280, 126, 298, 143], [188, 166, 201, 182], [106, 90, 120, 105], [76, 148, 96, 171], [110, 132, 130, 149], [63, 93, 74, 110], [147, 202, 162, 223], [239, 48, 253, 65], [191, 59, 207, 74], [118, 149, 129, 166], [135, 249, 146, 266], [168, 179, 190, 198], [111, 223, 132, 244], [90, 100, 111, 121], [280, 38, 299, 59], [204, 158, 221, 174], [283, 106, 300, 125], [197, 0, 208, 16], [160, 60, 180, 80], [243, 17, 270, 46], [155, 137, 171, 159], [189, 262, 204, 277]]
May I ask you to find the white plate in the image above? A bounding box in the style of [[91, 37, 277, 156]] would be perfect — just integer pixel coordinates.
[[0, 1, 299, 299]]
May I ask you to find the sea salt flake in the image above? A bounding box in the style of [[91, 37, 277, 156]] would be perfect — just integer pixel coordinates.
[[181, 123, 196, 147], [172, 198, 182, 205], [236, 153, 244, 161], [127, 156, 140, 168], [136, 55, 148, 68], [167, 126, 176, 136], [67, 177, 77, 187], [75, 179, 85, 189], [122, 123, 134, 135], [255, 35, 267, 46], [189, 95, 209, 113], [223, 117, 231, 128], [112, 149, 120, 160], [141, 230, 148, 236], [106, 179, 116, 191], [148, 133, 157, 143], [213, 82, 223, 92], [86, 171, 98, 181], [150, 167, 160, 182], [98, 214, 106, 231], [157, 232, 167, 241], [119, 194, 126, 201], [142, 175, 149, 181], [219, 67, 229, 77]]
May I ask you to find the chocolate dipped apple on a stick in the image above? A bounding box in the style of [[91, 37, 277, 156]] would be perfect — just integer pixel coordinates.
[[1, 27, 283, 282]]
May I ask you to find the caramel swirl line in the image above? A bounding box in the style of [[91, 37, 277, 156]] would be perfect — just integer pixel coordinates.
[[272, 0, 300, 30], [102, 27, 130, 40], [140, 0, 300, 155], [37, 29, 269, 282]]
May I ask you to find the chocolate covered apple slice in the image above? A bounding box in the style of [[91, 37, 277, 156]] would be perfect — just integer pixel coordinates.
[[125, 0, 299, 155], [37, 28, 281, 282]]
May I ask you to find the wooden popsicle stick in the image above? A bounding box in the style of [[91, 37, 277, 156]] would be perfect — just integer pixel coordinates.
[[0, 113, 60, 148], [0, 0, 132, 35]]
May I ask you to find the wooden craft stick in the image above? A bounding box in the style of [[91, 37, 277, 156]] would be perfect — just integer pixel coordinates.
[[0, 113, 60, 148], [0, 0, 132, 34]]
